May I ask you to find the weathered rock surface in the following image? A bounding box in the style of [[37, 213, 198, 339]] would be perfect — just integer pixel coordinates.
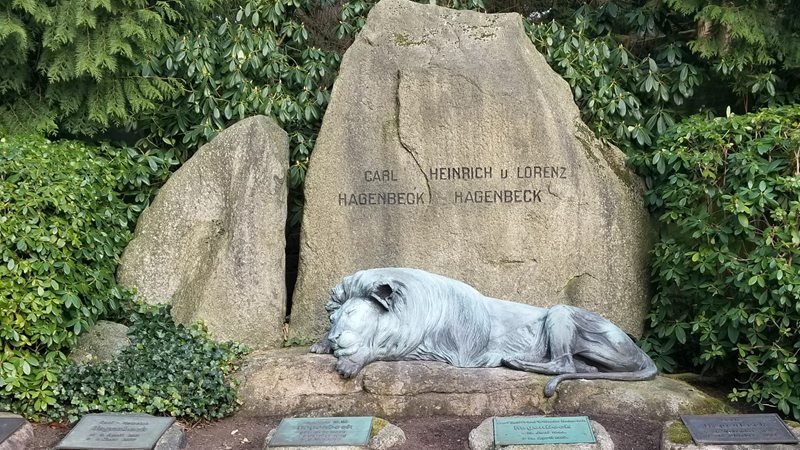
[[661, 420, 800, 450], [0, 413, 33, 450], [236, 349, 729, 421], [368, 422, 406, 449], [155, 423, 187, 450], [118, 116, 289, 348], [263, 419, 405, 449], [290, 0, 653, 342], [69, 320, 130, 363], [468, 417, 614, 450]]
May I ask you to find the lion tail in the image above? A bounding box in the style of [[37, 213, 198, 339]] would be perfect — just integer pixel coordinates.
[[543, 361, 657, 397]]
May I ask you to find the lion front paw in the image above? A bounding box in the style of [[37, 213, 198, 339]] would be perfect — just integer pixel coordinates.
[[309, 340, 332, 354], [335, 358, 364, 378]]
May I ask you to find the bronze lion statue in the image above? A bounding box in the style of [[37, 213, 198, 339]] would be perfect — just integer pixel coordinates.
[[310, 268, 656, 396]]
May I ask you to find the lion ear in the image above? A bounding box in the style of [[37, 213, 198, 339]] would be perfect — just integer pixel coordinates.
[[369, 283, 395, 310]]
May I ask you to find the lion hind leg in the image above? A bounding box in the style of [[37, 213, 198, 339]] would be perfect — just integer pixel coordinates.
[[502, 356, 576, 375], [573, 358, 599, 373], [502, 305, 588, 375]]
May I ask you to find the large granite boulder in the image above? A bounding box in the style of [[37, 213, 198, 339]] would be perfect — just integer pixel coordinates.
[[290, 0, 653, 342], [118, 116, 288, 348]]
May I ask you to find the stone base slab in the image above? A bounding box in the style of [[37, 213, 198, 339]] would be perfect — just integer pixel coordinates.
[[235, 349, 730, 421]]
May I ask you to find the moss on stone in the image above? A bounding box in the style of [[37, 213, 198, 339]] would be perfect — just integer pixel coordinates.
[[371, 417, 389, 437], [394, 33, 426, 46], [663, 373, 720, 385], [382, 118, 397, 143], [678, 394, 734, 415], [573, 120, 639, 192], [460, 24, 496, 40], [573, 121, 602, 167], [282, 336, 316, 347], [785, 420, 800, 428], [666, 421, 693, 444]]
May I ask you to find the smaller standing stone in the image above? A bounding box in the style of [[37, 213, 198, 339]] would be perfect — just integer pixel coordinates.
[[660, 420, 800, 450], [0, 413, 33, 450], [69, 320, 130, 363], [118, 115, 289, 349], [468, 416, 614, 450]]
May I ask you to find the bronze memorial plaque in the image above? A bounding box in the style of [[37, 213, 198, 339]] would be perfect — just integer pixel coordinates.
[[55, 413, 175, 450], [681, 414, 799, 445], [493, 416, 596, 445], [269, 417, 374, 447], [0, 417, 26, 444]]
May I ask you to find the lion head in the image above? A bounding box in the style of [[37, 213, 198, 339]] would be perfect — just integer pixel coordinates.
[[327, 280, 406, 357], [323, 268, 492, 367]]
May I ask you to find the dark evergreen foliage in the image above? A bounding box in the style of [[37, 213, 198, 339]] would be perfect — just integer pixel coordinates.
[[0, 0, 213, 136], [633, 105, 800, 419]]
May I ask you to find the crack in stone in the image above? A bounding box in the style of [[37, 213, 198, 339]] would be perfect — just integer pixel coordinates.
[[453, 23, 466, 54], [489, 258, 531, 265], [547, 183, 561, 199], [556, 272, 599, 295], [395, 70, 432, 203]]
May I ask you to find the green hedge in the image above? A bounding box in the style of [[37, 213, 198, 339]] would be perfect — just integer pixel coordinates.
[[633, 105, 800, 419], [0, 136, 174, 419]]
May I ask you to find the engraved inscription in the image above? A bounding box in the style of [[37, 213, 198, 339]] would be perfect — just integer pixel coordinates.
[[85, 420, 148, 443], [338, 192, 425, 206], [364, 170, 398, 182], [295, 421, 353, 442], [429, 166, 493, 180], [514, 166, 567, 179], [454, 190, 541, 204], [338, 164, 569, 207]]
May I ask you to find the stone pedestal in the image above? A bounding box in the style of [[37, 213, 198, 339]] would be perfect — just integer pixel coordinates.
[[236, 348, 730, 421]]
